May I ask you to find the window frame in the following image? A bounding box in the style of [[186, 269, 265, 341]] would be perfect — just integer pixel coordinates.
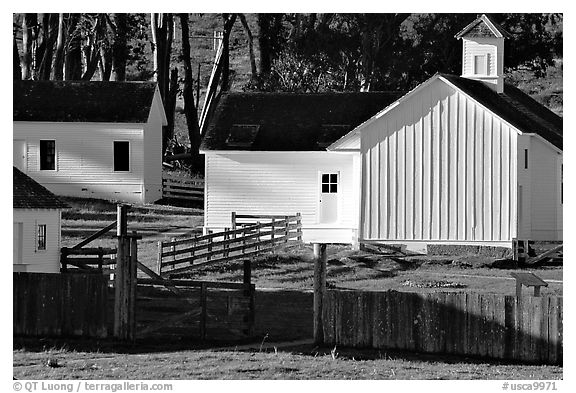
[[321, 173, 339, 194], [473, 54, 488, 76], [39, 140, 56, 171], [113, 140, 131, 172], [36, 223, 47, 252]]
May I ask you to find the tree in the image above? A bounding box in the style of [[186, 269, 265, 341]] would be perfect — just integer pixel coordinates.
[[221, 13, 237, 91], [238, 14, 257, 80], [52, 13, 65, 80], [13, 36, 22, 80], [257, 13, 284, 75], [179, 13, 201, 168], [110, 13, 128, 81]]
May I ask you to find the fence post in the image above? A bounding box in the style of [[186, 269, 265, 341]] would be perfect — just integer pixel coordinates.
[[200, 282, 207, 340], [243, 260, 251, 295], [191, 235, 197, 265], [97, 247, 103, 272], [270, 218, 275, 254], [313, 243, 327, 345], [285, 216, 289, 243], [256, 222, 261, 251], [224, 228, 230, 257], [231, 212, 236, 232], [114, 204, 135, 341], [207, 237, 213, 262], [171, 237, 177, 265], [156, 241, 163, 275], [60, 247, 68, 273], [296, 213, 302, 241]]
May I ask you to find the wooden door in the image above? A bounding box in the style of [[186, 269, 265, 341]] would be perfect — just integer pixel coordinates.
[[319, 173, 339, 224]]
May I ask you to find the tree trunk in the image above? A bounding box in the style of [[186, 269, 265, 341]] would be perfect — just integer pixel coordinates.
[[38, 13, 58, 80], [111, 13, 127, 81], [81, 14, 107, 81], [238, 13, 257, 80], [52, 13, 65, 80], [65, 13, 82, 80], [21, 14, 35, 80], [179, 13, 202, 168], [221, 13, 237, 91], [14, 37, 22, 80], [163, 68, 179, 156], [99, 46, 112, 81], [257, 14, 271, 75]]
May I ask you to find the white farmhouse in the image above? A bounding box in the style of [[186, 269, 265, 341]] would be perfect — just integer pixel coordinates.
[[13, 81, 167, 204], [13, 167, 69, 273], [201, 15, 562, 252]]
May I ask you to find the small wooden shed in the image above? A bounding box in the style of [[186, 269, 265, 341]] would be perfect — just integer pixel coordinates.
[[13, 167, 69, 273], [13, 81, 167, 204]]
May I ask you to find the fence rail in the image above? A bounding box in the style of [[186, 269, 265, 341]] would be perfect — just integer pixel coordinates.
[[158, 213, 302, 276], [162, 175, 204, 202]]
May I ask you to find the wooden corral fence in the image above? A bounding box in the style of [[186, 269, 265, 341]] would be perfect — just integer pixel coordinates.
[[162, 174, 204, 202], [320, 290, 562, 365], [157, 213, 302, 277], [13, 272, 108, 338]]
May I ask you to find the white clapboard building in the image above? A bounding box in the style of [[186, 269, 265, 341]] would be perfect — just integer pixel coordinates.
[[13, 167, 69, 273], [13, 81, 167, 204], [201, 14, 562, 251]]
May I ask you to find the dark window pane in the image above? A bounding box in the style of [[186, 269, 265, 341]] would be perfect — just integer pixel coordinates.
[[330, 184, 338, 193], [330, 174, 338, 183], [114, 141, 130, 171], [322, 184, 329, 193], [40, 140, 55, 170], [322, 174, 329, 183], [37, 224, 46, 250]]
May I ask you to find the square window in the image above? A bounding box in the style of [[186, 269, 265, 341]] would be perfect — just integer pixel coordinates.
[[330, 174, 338, 183], [40, 140, 55, 170], [330, 184, 338, 193], [322, 184, 330, 193], [37, 224, 46, 251], [321, 173, 339, 193], [322, 174, 329, 183], [114, 141, 130, 171]]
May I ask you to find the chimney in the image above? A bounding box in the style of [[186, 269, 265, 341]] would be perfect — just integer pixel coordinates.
[[455, 14, 510, 94]]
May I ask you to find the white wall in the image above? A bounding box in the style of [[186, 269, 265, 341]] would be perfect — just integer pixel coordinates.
[[518, 136, 563, 240], [142, 92, 164, 203], [360, 78, 518, 244], [13, 121, 146, 203], [13, 208, 61, 273], [204, 151, 358, 243]]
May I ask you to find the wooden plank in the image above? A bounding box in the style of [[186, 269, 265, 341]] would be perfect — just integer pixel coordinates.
[[67, 247, 117, 255], [547, 296, 559, 364], [70, 221, 117, 251], [492, 294, 506, 360], [525, 244, 563, 265], [530, 296, 543, 362]]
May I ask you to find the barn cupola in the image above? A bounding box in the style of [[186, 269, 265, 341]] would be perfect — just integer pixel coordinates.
[[455, 14, 511, 93]]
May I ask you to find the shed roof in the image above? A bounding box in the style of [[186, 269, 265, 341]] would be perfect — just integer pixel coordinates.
[[13, 167, 69, 209], [13, 80, 158, 123], [200, 92, 403, 151], [440, 74, 562, 150]]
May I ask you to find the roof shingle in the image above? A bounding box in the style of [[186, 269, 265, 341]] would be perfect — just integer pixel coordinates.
[[201, 92, 403, 151], [13, 167, 69, 209], [13, 80, 157, 123]]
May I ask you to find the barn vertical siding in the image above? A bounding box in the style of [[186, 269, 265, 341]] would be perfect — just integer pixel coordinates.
[[205, 152, 358, 244], [14, 122, 146, 203], [13, 209, 61, 273], [525, 138, 563, 240], [361, 79, 518, 243]]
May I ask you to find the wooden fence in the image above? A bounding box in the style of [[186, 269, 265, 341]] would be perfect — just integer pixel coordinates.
[[321, 290, 562, 365], [13, 272, 109, 338], [162, 175, 204, 202], [157, 214, 302, 276]]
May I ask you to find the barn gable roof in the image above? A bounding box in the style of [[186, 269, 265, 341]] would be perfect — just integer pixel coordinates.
[[200, 92, 403, 151], [439, 74, 562, 150], [13, 167, 69, 209], [13, 80, 159, 123], [454, 14, 511, 39], [330, 74, 562, 151]]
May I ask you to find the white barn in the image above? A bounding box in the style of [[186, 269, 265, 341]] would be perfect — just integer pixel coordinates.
[[201, 15, 562, 251], [13, 81, 167, 204], [13, 167, 69, 273]]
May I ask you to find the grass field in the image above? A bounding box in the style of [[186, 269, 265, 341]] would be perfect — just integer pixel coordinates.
[[59, 197, 562, 296], [13, 339, 562, 380]]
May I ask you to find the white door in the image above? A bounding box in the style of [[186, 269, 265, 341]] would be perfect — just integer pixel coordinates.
[[13, 222, 23, 265], [319, 173, 339, 224], [13, 140, 26, 171]]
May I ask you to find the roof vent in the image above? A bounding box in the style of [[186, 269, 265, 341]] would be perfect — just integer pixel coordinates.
[[225, 124, 260, 148], [317, 124, 352, 148]]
